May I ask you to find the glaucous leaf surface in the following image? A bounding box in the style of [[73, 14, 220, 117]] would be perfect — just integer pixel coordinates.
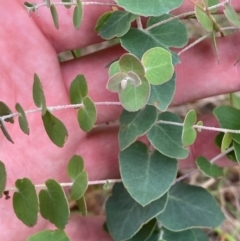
[[32, 74, 47, 115], [15, 103, 29, 135], [107, 72, 127, 93], [162, 228, 209, 241], [196, 156, 224, 178], [50, 4, 59, 29], [98, 11, 137, 40], [120, 141, 177, 206], [108, 61, 121, 77], [42, 110, 68, 147], [182, 109, 197, 146], [106, 183, 168, 241], [39, 179, 70, 229], [95, 12, 111, 32], [77, 96, 97, 132], [119, 105, 158, 150], [115, 0, 184, 17], [73, 0, 83, 29], [69, 74, 88, 105], [147, 112, 189, 159], [157, 182, 225, 231], [13, 178, 38, 227], [0, 161, 6, 198], [213, 106, 240, 143], [142, 47, 174, 85], [27, 229, 70, 241], [147, 73, 176, 111]]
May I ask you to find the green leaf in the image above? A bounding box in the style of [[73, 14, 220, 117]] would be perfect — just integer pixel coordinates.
[[108, 61, 121, 77], [119, 77, 150, 112], [33, 74, 47, 115], [73, 0, 83, 29], [50, 4, 59, 29], [221, 132, 232, 152], [230, 93, 240, 109], [196, 120, 203, 132], [61, 0, 71, 9], [182, 109, 197, 146], [42, 110, 68, 147], [0, 101, 14, 123], [13, 178, 38, 227], [120, 141, 177, 206], [196, 156, 224, 178], [157, 182, 225, 231], [95, 12, 112, 32], [142, 47, 174, 85], [127, 219, 157, 241], [76, 196, 87, 216], [115, 0, 184, 16], [119, 105, 158, 150], [0, 120, 14, 144], [106, 183, 168, 241], [39, 179, 70, 229], [107, 72, 127, 93], [162, 228, 209, 241], [44, 0, 50, 8], [146, 226, 160, 241], [27, 229, 70, 241], [213, 106, 240, 144], [233, 141, 240, 164], [15, 103, 29, 135], [195, 2, 213, 32], [67, 155, 84, 179], [207, 0, 219, 13], [69, 74, 88, 105], [119, 54, 145, 77], [147, 73, 176, 111], [223, 3, 240, 28], [77, 96, 96, 132], [147, 112, 189, 159], [0, 161, 6, 198], [98, 11, 137, 40]]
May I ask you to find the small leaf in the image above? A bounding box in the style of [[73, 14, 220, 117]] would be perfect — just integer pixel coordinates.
[[24, 2, 35, 8], [42, 111, 68, 147], [103, 180, 110, 190], [120, 141, 178, 206], [107, 72, 127, 93], [196, 156, 224, 178], [221, 132, 232, 152], [108, 61, 121, 77], [39, 179, 70, 229], [76, 196, 87, 216], [27, 229, 70, 241], [73, 0, 83, 29], [182, 109, 197, 146], [157, 182, 225, 231], [0, 101, 14, 123], [78, 96, 97, 132], [119, 105, 158, 150], [223, 3, 240, 28], [195, 2, 213, 32], [0, 120, 14, 144], [147, 112, 189, 159], [148, 73, 176, 111], [15, 103, 29, 135], [196, 120, 203, 132], [142, 47, 174, 85], [98, 11, 137, 40], [95, 12, 112, 32], [69, 74, 88, 105], [33, 74, 47, 115], [67, 155, 84, 179], [50, 4, 59, 29], [0, 161, 6, 198], [106, 183, 168, 241], [62, 0, 71, 9], [13, 178, 38, 227]]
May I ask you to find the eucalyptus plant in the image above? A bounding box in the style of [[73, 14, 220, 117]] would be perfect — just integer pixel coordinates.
[[0, 0, 240, 240]]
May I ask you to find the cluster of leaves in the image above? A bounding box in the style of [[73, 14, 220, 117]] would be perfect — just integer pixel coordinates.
[[0, 0, 240, 240]]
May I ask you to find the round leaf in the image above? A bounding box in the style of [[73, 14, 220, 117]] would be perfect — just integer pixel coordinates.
[[39, 179, 70, 229], [142, 47, 174, 85], [42, 110, 68, 147], [0, 161, 6, 198], [108, 61, 121, 77], [120, 141, 178, 206], [15, 103, 29, 135], [27, 229, 70, 241], [77, 96, 97, 132], [67, 155, 84, 179], [13, 178, 38, 227]]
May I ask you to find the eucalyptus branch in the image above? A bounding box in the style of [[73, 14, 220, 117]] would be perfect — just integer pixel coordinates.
[[175, 146, 234, 183], [145, 0, 230, 31], [0, 101, 122, 122], [5, 179, 122, 192]]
